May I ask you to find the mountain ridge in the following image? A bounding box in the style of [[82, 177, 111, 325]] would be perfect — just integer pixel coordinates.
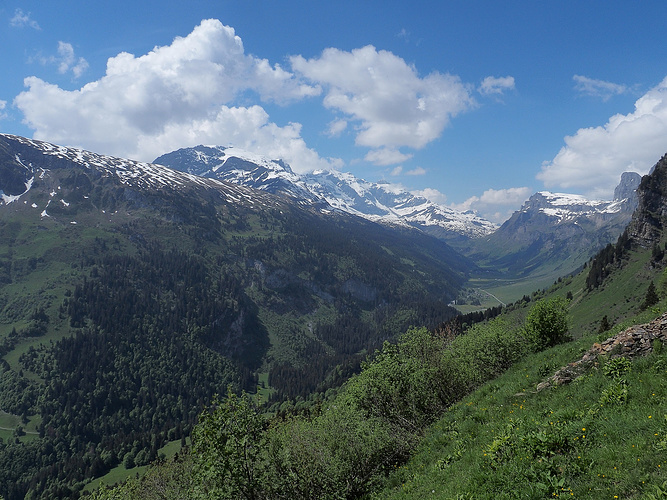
[[460, 174, 640, 290], [154, 143, 642, 302], [154, 145, 499, 240]]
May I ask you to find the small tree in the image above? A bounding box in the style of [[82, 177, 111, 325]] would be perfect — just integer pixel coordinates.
[[598, 315, 611, 334], [641, 281, 659, 310], [191, 388, 268, 500], [525, 297, 569, 351]]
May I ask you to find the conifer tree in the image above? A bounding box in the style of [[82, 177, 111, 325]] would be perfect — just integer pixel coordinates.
[[598, 315, 611, 334], [641, 281, 659, 310]]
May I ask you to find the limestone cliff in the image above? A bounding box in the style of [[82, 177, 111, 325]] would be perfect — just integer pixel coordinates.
[[628, 154, 667, 247]]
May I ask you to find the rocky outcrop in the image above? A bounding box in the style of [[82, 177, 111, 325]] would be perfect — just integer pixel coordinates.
[[627, 154, 667, 247], [537, 312, 667, 391], [613, 171, 641, 206]]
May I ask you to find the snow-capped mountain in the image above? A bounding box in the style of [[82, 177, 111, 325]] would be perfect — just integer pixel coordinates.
[[493, 172, 640, 249], [0, 134, 289, 215], [519, 187, 637, 225], [466, 172, 641, 280], [154, 145, 498, 240]]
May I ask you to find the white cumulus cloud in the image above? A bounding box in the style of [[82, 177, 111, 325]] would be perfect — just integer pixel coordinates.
[[14, 19, 335, 172], [326, 118, 347, 137], [412, 187, 447, 205], [291, 45, 474, 150], [0, 100, 7, 120], [364, 148, 413, 166], [538, 77, 667, 199], [405, 166, 426, 176], [451, 186, 531, 223], [55, 42, 89, 78]]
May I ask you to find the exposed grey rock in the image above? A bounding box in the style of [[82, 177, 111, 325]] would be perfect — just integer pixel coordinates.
[[538, 313, 667, 391]]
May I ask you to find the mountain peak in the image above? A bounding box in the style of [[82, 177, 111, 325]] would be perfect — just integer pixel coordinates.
[[614, 171, 642, 202], [467, 174, 642, 285], [627, 155, 667, 247], [0, 133, 290, 219], [155, 145, 498, 241]]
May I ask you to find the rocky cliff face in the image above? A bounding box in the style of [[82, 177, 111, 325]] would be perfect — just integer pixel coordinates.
[[614, 171, 642, 205], [627, 154, 667, 247]]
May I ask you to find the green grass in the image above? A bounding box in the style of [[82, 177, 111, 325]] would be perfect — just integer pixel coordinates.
[[0, 411, 42, 443], [558, 249, 657, 336], [84, 464, 151, 493], [374, 319, 667, 499], [253, 372, 276, 405], [380, 246, 667, 498], [83, 438, 191, 493]]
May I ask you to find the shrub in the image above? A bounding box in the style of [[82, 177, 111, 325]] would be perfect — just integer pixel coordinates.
[[602, 357, 631, 379], [191, 389, 269, 500], [524, 297, 570, 351]]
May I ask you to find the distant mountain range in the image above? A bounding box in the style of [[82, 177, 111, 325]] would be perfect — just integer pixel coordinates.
[[155, 144, 641, 285], [464, 173, 640, 284], [154, 145, 498, 241], [0, 132, 643, 296]]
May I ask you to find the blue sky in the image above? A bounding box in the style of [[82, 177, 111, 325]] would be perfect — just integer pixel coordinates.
[[3, 1, 667, 222]]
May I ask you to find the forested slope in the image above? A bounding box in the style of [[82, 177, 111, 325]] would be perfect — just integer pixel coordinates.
[[0, 135, 471, 499]]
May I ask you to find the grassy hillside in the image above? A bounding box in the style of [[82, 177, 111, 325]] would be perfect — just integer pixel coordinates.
[[83, 234, 667, 500], [0, 206, 469, 499], [372, 239, 667, 499], [374, 313, 667, 499], [75, 210, 667, 500], [0, 136, 476, 499]]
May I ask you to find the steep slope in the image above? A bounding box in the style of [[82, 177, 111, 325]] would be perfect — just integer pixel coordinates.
[[0, 134, 471, 499], [372, 157, 667, 500], [627, 153, 667, 247], [86, 151, 667, 500], [154, 145, 497, 240]]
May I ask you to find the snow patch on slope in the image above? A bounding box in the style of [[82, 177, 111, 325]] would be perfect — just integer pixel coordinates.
[[1, 134, 287, 211], [0, 176, 34, 205], [529, 191, 631, 223]]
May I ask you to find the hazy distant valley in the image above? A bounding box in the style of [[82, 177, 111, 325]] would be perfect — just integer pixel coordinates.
[[155, 143, 641, 305]]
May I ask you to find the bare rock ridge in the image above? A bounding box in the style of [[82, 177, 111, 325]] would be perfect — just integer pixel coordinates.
[[628, 153, 667, 247], [614, 171, 642, 204], [537, 312, 667, 391]]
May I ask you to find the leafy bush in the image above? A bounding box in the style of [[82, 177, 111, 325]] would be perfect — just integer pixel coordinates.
[[602, 356, 632, 379], [88, 317, 534, 499], [191, 389, 269, 500], [524, 297, 570, 350], [598, 381, 628, 406], [345, 327, 451, 433]]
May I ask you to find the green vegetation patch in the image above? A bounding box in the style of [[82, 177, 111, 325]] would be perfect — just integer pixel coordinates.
[[374, 336, 667, 499]]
